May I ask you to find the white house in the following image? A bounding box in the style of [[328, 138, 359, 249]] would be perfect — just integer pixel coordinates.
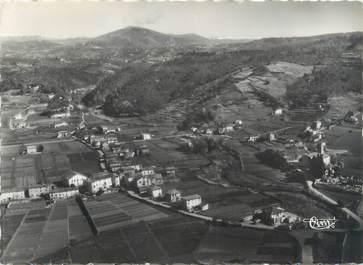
[[141, 167, 155, 177], [57, 130, 70, 138], [234, 120, 243, 125], [273, 108, 283, 116], [0, 188, 26, 204], [164, 167, 176, 177], [271, 207, 301, 226], [65, 171, 88, 187], [182, 194, 202, 211], [312, 120, 322, 130], [224, 125, 234, 133], [141, 133, 152, 140], [86, 172, 113, 193], [26, 145, 38, 154], [247, 136, 259, 142], [50, 187, 79, 200], [133, 175, 152, 194], [205, 129, 213, 135], [148, 186, 163, 199], [165, 189, 181, 202], [28, 184, 51, 198]]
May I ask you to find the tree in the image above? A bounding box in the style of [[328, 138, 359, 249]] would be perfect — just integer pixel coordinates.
[[37, 144, 44, 152], [310, 155, 326, 180], [255, 149, 288, 170]]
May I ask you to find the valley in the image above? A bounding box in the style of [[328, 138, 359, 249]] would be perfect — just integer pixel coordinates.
[[0, 26, 362, 264]]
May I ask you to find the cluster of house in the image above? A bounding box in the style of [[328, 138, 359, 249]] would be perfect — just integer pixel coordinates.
[[0, 171, 83, 204], [0, 169, 124, 204], [190, 120, 243, 136], [82, 134, 206, 212], [244, 204, 301, 228], [316, 175, 363, 194]]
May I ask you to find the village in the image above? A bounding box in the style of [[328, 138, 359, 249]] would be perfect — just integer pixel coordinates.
[[0, 32, 362, 263], [1, 89, 361, 231]]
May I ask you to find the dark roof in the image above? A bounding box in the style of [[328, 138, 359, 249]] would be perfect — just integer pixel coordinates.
[[166, 189, 180, 195], [183, 194, 201, 200], [50, 187, 79, 193], [149, 185, 162, 191], [89, 172, 112, 181]]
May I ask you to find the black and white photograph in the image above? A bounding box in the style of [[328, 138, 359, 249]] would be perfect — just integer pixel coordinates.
[[0, 0, 362, 263]]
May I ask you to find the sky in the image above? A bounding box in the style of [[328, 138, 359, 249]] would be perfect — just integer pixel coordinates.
[[0, 1, 362, 39]]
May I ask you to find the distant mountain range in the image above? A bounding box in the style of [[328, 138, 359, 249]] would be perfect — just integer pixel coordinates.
[[1, 27, 361, 121], [0, 26, 251, 58]]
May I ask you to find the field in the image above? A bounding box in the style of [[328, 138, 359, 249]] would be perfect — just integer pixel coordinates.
[[0, 140, 100, 188], [136, 139, 210, 168], [83, 193, 168, 233], [195, 226, 298, 263], [1, 200, 93, 264], [67, 214, 208, 263], [42, 141, 91, 154], [0, 155, 39, 190]]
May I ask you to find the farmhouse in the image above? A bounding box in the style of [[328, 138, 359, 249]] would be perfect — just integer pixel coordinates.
[[120, 162, 142, 172], [224, 125, 234, 133], [57, 130, 70, 138], [27, 184, 52, 198], [50, 187, 79, 200], [141, 133, 152, 140], [165, 189, 181, 202], [312, 120, 322, 130], [65, 171, 88, 187], [148, 186, 163, 199], [141, 167, 155, 176], [26, 145, 38, 154], [182, 194, 202, 211], [0, 188, 26, 204], [273, 108, 283, 116], [271, 206, 301, 226], [86, 172, 113, 193], [132, 175, 152, 194], [164, 167, 176, 177], [234, 119, 243, 125], [269, 133, 276, 142], [247, 136, 259, 142]]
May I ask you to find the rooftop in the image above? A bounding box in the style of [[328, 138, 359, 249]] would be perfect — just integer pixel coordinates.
[[89, 172, 112, 181], [166, 189, 180, 195], [183, 194, 201, 200], [50, 187, 79, 193], [149, 185, 162, 191]]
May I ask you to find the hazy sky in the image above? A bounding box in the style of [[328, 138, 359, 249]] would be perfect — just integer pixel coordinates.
[[0, 1, 362, 39]]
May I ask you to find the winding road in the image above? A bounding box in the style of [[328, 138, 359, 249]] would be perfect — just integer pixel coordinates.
[[306, 181, 363, 231]]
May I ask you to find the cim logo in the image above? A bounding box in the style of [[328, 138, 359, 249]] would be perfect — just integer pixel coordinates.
[[303, 216, 337, 230]]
